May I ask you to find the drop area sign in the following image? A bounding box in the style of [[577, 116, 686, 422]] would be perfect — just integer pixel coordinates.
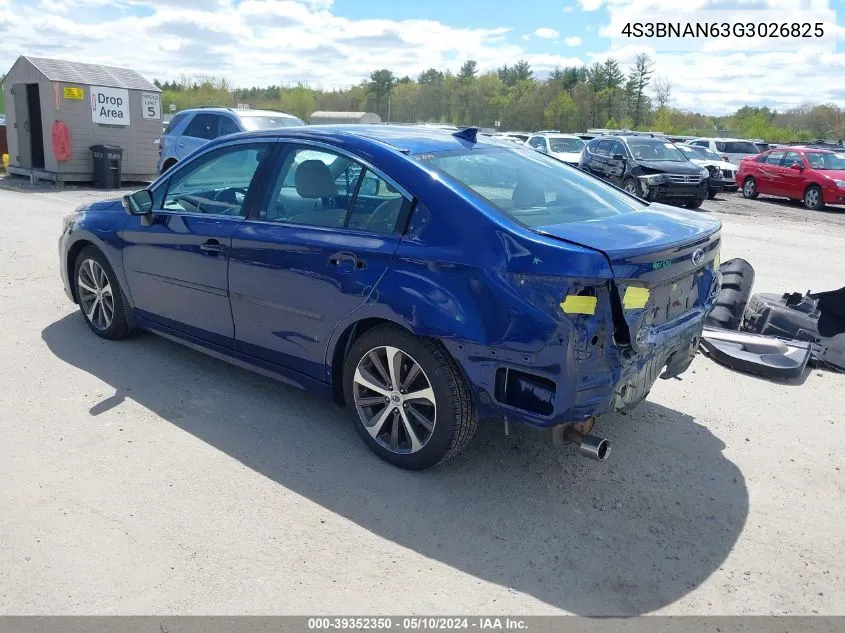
[[91, 86, 130, 125]]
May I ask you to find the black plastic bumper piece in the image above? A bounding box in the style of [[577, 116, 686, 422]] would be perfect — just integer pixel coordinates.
[[700, 326, 811, 379]]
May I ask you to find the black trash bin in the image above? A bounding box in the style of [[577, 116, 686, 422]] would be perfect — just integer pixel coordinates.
[[90, 144, 123, 189]]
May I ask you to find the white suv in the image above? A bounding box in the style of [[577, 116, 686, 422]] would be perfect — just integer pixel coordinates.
[[525, 133, 586, 166], [688, 137, 761, 165]]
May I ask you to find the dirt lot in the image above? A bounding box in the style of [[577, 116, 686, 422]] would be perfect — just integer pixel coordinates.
[[0, 179, 843, 616]]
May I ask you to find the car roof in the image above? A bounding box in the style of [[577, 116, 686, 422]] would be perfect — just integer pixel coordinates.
[[543, 133, 582, 139], [179, 106, 298, 118], [209, 124, 519, 155]]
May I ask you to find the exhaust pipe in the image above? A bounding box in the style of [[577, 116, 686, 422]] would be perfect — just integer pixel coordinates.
[[563, 427, 611, 461]]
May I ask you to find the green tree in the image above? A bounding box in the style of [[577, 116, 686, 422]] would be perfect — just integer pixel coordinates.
[[366, 69, 396, 119], [626, 53, 654, 127], [458, 60, 478, 83], [545, 91, 577, 131]]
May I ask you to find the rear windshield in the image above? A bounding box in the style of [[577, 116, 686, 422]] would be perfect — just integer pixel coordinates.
[[805, 152, 845, 170], [420, 147, 645, 227], [549, 137, 585, 153], [240, 115, 305, 130], [715, 141, 759, 154]]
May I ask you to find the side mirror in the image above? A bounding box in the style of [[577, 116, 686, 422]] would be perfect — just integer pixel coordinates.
[[123, 190, 153, 216], [612, 153, 625, 161], [789, 163, 804, 171]]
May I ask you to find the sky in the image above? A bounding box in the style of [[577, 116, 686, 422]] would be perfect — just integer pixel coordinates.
[[0, 0, 844, 115]]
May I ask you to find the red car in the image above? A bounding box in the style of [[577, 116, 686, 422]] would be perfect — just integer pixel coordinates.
[[737, 147, 845, 210]]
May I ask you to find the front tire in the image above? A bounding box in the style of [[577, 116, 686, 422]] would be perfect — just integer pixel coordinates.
[[803, 185, 824, 211], [622, 177, 642, 198], [73, 246, 130, 340], [343, 325, 477, 470], [686, 190, 706, 209], [742, 177, 758, 199]]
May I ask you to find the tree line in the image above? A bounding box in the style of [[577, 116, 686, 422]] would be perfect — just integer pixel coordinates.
[[150, 57, 839, 142]]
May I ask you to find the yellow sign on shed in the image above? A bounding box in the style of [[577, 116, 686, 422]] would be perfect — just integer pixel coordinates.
[[64, 87, 85, 100]]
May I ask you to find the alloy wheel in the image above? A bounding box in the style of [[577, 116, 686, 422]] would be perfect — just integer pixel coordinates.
[[353, 346, 437, 454], [77, 259, 114, 331], [805, 188, 820, 209], [744, 179, 755, 196], [624, 181, 637, 194]]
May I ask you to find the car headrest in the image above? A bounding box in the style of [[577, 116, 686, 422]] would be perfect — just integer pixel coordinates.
[[512, 182, 545, 208], [295, 160, 338, 198]]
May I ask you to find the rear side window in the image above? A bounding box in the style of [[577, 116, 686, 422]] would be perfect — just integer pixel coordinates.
[[717, 141, 760, 154], [765, 150, 786, 165], [594, 140, 613, 156], [183, 114, 220, 140], [164, 112, 188, 134], [421, 147, 644, 227], [783, 152, 803, 168]]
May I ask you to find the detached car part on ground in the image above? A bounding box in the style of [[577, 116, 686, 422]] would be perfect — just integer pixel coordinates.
[[60, 125, 722, 470], [701, 258, 845, 378]]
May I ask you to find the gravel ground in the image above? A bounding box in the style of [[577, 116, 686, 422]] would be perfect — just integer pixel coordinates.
[[0, 179, 843, 616]]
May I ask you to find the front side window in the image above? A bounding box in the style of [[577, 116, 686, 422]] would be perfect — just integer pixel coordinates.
[[162, 144, 270, 216], [420, 146, 645, 228], [183, 113, 220, 140], [219, 116, 240, 136], [594, 140, 613, 156], [627, 139, 686, 162], [549, 137, 585, 153]]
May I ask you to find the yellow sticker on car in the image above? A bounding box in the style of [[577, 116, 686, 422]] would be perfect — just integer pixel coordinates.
[[623, 286, 650, 309], [560, 295, 597, 315]]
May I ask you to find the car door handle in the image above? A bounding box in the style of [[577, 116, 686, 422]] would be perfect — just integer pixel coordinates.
[[200, 240, 225, 254], [329, 252, 366, 270]]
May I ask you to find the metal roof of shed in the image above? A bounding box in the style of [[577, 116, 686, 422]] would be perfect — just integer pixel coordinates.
[[22, 56, 160, 92]]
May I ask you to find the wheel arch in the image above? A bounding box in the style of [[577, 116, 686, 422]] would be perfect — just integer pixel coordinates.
[[66, 239, 97, 303], [328, 316, 416, 406]]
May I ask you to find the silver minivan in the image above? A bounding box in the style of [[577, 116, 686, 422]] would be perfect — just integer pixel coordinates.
[[688, 137, 761, 165]]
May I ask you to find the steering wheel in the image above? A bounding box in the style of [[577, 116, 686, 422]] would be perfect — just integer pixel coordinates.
[[214, 187, 248, 205]]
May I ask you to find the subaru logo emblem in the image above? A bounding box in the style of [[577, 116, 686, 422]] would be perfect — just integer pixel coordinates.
[[691, 248, 704, 266]]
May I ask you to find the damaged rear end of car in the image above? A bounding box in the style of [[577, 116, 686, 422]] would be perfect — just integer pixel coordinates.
[[418, 144, 721, 456]]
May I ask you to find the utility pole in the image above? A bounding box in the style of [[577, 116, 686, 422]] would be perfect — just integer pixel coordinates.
[[388, 94, 391, 123]]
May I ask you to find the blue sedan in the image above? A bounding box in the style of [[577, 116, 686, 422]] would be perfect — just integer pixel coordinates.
[[59, 125, 722, 470]]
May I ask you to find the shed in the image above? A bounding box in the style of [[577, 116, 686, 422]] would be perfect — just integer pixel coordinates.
[[2, 56, 162, 183], [310, 111, 381, 125]]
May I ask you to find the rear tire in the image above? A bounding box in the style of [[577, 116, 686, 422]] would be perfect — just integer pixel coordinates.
[[742, 177, 758, 199], [803, 185, 824, 211], [343, 325, 477, 470], [73, 246, 131, 340], [162, 158, 178, 173], [708, 190, 717, 199]]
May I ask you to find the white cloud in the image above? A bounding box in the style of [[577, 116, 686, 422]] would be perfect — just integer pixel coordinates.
[[534, 27, 559, 39], [563, 6, 573, 11], [579, 0, 604, 10], [1, 0, 843, 116]]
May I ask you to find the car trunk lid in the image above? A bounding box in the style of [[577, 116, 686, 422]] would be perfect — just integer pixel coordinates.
[[536, 204, 721, 350]]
